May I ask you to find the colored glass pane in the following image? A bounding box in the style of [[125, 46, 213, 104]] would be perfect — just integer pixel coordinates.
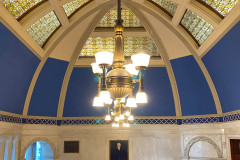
[[27, 11, 61, 47], [2, 0, 44, 19], [63, 0, 90, 17], [181, 10, 215, 45], [199, 0, 239, 17], [80, 37, 160, 57], [150, 0, 178, 16], [97, 10, 143, 27]]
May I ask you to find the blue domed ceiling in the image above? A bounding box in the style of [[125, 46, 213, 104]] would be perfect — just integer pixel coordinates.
[[0, 0, 240, 123]]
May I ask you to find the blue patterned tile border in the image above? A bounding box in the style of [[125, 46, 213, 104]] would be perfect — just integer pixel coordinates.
[[223, 113, 240, 122], [1, 113, 240, 125], [61, 119, 113, 125], [0, 114, 22, 124], [23, 118, 57, 125], [181, 117, 222, 124], [130, 119, 177, 124]]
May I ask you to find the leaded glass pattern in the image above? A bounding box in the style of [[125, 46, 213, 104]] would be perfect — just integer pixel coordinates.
[[80, 37, 160, 57], [62, 0, 91, 17], [2, 0, 45, 19], [149, 0, 178, 16], [96, 10, 143, 27], [199, 0, 239, 17], [181, 10, 215, 45], [27, 11, 61, 47]]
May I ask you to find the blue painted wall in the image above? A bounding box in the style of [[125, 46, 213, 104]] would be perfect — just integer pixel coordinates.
[[131, 67, 175, 116], [64, 67, 175, 117], [171, 55, 216, 116], [202, 21, 240, 113], [0, 21, 40, 114], [28, 58, 68, 117]]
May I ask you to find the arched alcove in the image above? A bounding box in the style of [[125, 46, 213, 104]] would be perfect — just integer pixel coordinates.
[[20, 137, 58, 160], [184, 136, 222, 158]]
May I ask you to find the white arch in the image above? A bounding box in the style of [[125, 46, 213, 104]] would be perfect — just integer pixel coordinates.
[[20, 137, 58, 160]]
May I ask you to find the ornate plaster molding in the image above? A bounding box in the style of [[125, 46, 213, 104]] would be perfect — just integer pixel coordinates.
[[184, 136, 222, 158]]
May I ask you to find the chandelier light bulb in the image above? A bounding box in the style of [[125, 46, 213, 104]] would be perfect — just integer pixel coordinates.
[[124, 64, 139, 76], [91, 63, 103, 74], [131, 53, 150, 67], [125, 123, 130, 127], [120, 98, 125, 103], [114, 100, 118, 105], [115, 123, 119, 127], [125, 111, 130, 116], [95, 51, 114, 65], [115, 117, 119, 121], [123, 123, 126, 127], [136, 91, 147, 103], [112, 123, 116, 127], [93, 97, 104, 107], [128, 115, 134, 121], [126, 97, 137, 107], [111, 112, 114, 115], [99, 91, 111, 103], [119, 114, 124, 119], [105, 115, 111, 121]]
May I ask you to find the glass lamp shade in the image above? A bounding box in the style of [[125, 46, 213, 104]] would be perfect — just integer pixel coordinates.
[[91, 63, 103, 74], [126, 98, 137, 107], [119, 114, 124, 119], [136, 91, 147, 103], [124, 64, 139, 76], [125, 123, 130, 127], [105, 115, 111, 120], [112, 123, 119, 127], [123, 123, 126, 127], [100, 91, 111, 103], [93, 97, 104, 107], [115, 117, 119, 121], [128, 115, 134, 120], [125, 111, 130, 116], [114, 100, 118, 105], [131, 53, 150, 67], [95, 51, 114, 65], [105, 98, 113, 105]]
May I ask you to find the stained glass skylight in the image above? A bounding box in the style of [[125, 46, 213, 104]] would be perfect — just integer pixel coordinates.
[[148, 0, 178, 17], [198, 0, 239, 17], [96, 10, 143, 27], [62, 0, 92, 17], [181, 10, 215, 45], [2, 0, 45, 19], [80, 37, 160, 57], [27, 11, 61, 47]]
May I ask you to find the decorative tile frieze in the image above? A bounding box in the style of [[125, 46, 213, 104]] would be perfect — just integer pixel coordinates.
[[0, 113, 239, 125], [24, 118, 57, 125], [181, 117, 221, 124], [223, 113, 240, 122], [0, 114, 21, 124]]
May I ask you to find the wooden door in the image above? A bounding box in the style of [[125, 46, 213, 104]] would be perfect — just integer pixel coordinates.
[[230, 139, 240, 160]]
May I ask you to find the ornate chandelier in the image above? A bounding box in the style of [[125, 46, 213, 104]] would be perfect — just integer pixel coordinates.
[[91, 0, 150, 127]]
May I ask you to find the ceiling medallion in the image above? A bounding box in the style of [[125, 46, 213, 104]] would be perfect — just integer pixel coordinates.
[[91, 0, 150, 127]]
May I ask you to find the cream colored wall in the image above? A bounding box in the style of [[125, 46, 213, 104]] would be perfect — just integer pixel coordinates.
[[2, 121, 240, 160]]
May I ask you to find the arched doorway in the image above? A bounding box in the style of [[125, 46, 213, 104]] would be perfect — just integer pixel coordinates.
[[24, 141, 53, 160]]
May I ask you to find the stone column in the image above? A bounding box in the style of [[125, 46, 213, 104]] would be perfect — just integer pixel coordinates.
[[0, 135, 9, 160], [13, 135, 21, 160]]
